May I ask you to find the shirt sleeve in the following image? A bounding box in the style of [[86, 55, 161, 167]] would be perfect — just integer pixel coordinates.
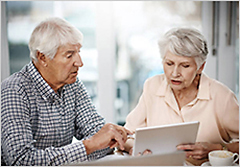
[[73, 79, 111, 161], [1, 80, 111, 166], [1, 86, 92, 166]]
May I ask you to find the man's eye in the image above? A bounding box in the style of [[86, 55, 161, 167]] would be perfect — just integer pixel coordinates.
[[67, 54, 73, 58]]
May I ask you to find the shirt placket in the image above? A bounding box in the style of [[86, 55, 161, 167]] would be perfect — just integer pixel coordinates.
[[164, 90, 185, 122], [51, 95, 63, 147], [181, 98, 198, 122]]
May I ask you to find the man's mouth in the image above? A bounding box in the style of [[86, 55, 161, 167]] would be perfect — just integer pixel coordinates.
[[71, 71, 78, 75]]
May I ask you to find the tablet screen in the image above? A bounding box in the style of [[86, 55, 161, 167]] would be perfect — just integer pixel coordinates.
[[133, 121, 200, 156]]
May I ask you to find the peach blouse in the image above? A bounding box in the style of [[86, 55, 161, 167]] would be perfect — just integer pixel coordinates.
[[125, 73, 239, 144]]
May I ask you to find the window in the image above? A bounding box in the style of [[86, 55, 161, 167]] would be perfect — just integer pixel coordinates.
[[4, 1, 238, 125], [113, 1, 202, 125], [6, 1, 99, 103]]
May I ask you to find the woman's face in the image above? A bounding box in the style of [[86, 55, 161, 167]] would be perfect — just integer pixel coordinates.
[[163, 51, 203, 91]]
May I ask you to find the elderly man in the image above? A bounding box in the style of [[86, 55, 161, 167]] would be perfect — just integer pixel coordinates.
[[1, 17, 131, 166]]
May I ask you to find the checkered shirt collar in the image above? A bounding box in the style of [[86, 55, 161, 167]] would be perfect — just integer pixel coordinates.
[[27, 61, 57, 101]]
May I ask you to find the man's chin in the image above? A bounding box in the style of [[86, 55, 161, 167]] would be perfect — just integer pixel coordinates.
[[67, 77, 77, 84]]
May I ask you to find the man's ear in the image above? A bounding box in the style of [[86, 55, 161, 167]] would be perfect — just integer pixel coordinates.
[[36, 51, 47, 67], [197, 62, 205, 74]]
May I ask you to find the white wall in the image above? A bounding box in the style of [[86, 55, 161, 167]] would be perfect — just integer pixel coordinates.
[[95, 2, 116, 123], [202, 1, 238, 93], [217, 1, 237, 92], [1, 2, 10, 82]]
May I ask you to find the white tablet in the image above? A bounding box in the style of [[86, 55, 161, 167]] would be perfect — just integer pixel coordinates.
[[132, 121, 200, 156]]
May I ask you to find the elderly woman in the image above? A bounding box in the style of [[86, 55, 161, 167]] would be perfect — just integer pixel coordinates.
[[124, 28, 239, 159]]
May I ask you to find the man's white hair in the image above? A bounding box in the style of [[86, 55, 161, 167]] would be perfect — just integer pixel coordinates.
[[28, 17, 83, 61]]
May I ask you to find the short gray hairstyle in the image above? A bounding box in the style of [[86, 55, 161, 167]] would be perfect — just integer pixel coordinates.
[[158, 28, 208, 69], [28, 17, 83, 61]]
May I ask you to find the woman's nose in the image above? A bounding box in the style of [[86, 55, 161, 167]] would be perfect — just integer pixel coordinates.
[[172, 66, 180, 77]]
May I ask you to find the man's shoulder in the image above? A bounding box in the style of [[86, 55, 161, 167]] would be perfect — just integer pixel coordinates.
[[1, 69, 32, 92]]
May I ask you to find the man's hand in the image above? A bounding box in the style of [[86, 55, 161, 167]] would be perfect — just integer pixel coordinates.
[[128, 147, 152, 156], [83, 123, 133, 155]]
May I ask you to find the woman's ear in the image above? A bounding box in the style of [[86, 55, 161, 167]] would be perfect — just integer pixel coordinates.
[[197, 62, 206, 74], [36, 51, 47, 67]]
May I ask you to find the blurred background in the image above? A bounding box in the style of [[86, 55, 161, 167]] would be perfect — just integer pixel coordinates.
[[1, 1, 239, 126]]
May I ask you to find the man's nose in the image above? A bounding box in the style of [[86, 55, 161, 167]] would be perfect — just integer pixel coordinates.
[[74, 53, 83, 67]]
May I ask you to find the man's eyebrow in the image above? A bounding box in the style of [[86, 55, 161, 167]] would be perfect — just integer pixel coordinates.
[[65, 50, 75, 54]]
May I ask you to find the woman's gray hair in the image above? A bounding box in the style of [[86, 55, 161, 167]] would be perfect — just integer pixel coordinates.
[[28, 17, 83, 61], [158, 27, 208, 69]]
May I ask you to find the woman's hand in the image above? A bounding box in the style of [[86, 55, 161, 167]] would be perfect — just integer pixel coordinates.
[[177, 142, 222, 159]]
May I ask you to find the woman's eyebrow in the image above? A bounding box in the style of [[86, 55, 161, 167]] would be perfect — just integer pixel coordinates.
[[164, 58, 171, 61], [165, 59, 191, 64], [180, 61, 190, 64]]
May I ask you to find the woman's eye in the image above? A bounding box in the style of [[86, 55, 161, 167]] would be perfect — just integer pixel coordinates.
[[166, 62, 173, 66], [182, 64, 190, 68]]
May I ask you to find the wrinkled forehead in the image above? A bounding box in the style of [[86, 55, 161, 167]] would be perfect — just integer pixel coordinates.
[[56, 43, 82, 54], [59, 43, 82, 50], [164, 51, 197, 64]]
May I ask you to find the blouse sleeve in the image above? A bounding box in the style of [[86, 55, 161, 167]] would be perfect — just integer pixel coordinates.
[[221, 90, 239, 142]]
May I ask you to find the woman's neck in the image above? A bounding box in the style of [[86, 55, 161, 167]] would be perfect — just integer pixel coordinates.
[[173, 74, 201, 110]]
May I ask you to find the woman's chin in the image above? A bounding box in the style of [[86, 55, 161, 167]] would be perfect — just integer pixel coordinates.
[[170, 84, 183, 91]]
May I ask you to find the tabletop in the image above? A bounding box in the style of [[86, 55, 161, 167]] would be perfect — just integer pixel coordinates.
[[114, 149, 209, 166]]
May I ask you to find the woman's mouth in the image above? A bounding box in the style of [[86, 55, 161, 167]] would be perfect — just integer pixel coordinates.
[[171, 80, 182, 85]]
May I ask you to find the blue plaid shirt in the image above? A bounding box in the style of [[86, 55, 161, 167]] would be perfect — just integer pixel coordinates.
[[1, 61, 110, 166]]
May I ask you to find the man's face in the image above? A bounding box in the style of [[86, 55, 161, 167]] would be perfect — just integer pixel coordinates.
[[44, 43, 83, 89]]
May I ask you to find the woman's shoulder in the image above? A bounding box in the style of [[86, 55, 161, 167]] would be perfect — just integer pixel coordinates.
[[143, 74, 165, 92], [203, 73, 235, 97], [145, 73, 165, 83]]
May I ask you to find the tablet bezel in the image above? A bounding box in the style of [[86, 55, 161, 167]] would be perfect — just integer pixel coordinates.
[[132, 121, 200, 156]]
